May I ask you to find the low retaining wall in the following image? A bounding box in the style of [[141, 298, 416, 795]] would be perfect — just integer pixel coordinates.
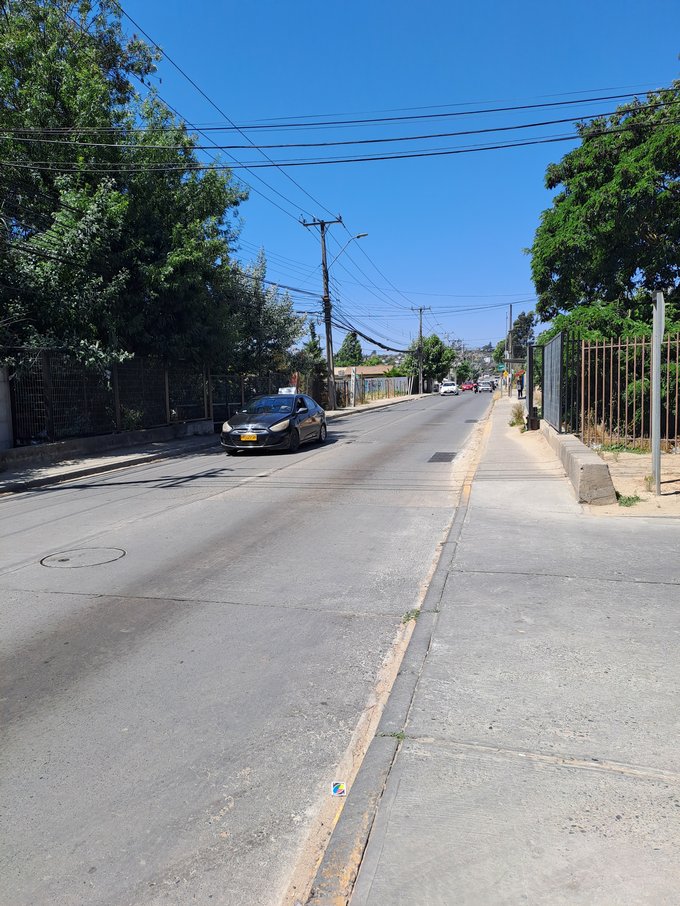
[[540, 421, 617, 505], [0, 419, 214, 472]]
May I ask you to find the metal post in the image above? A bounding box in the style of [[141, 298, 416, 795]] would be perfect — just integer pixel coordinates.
[[652, 290, 665, 495], [418, 307, 423, 394], [203, 365, 210, 421], [164, 367, 171, 424], [526, 344, 535, 429], [41, 350, 55, 441], [112, 363, 122, 431]]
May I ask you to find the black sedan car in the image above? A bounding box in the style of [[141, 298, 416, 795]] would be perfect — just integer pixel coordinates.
[[220, 393, 327, 453]]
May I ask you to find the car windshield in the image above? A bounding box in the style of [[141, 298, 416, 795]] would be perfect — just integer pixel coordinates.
[[242, 396, 293, 415]]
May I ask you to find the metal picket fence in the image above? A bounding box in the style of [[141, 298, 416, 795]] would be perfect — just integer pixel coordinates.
[[581, 334, 680, 450]]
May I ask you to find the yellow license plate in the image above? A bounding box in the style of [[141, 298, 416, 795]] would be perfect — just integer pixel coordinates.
[[240, 433, 257, 441]]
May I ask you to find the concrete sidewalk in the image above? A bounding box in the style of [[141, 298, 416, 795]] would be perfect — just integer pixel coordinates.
[[0, 394, 423, 493], [313, 395, 680, 906]]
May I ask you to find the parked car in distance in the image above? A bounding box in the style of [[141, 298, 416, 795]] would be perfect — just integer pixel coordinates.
[[461, 381, 475, 391], [221, 393, 326, 454], [477, 380, 493, 392], [439, 380, 459, 396]]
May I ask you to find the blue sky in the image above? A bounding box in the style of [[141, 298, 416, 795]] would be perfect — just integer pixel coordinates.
[[123, 0, 680, 354]]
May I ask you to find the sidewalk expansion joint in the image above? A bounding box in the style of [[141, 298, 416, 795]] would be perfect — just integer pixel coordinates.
[[395, 735, 680, 784], [449, 567, 680, 587]]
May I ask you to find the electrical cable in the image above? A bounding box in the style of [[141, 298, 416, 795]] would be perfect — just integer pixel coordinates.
[[8, 86, 676, 134], [226, 82, 669, 123], [10, 99, 670, 151], [9, 115, 677, 172], [56, 5, 313, 225], [109, 0, 339, 220]]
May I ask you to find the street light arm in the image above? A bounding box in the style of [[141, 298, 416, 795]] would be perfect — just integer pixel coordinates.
[[327, 233, 368, 270]]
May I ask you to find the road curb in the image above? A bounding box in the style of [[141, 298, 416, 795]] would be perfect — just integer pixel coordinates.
[[0, 438, 218, 494], [304, 399, 496, 905]]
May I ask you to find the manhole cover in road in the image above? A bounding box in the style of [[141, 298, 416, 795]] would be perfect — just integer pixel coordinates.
[[41, 548, 126, 569], [428, 452, 457, 462]]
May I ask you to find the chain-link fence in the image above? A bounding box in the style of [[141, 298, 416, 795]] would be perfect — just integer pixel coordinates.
[[6, 350, 417, 447], [5, 349, 210, 446], [210, 372, 325, 424]]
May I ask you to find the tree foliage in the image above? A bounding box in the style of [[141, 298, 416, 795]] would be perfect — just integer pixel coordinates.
[[227, 253, 305, 373], [455, 361, 472, 383], [403, 334, 455, 382], [530, 83, 680, 324], [292, 322, 325, 376], [0, 1, 301, 372], [335, 331, 363, 366], [511, 311, 535, 356]]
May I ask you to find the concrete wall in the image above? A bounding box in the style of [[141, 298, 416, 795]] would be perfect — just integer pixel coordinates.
[[0, 368, 13, 451]]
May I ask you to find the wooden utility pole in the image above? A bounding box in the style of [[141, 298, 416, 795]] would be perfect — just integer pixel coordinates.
[[411, 307, 430, 393], [302, 217, 342, 410]]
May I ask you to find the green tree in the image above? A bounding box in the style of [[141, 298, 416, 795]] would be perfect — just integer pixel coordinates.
[[492, 340, 506, 366], [511, 311, 535, 357], [292, 322, 326, 377], [403, 334, 455, 382], [534, 300, 659, 346], [530, 83, 680, 323], [228, 253, 305, 373], [0, 0, 246, 366], [335, 331, 363, 366], [456, 361, 472, 383]]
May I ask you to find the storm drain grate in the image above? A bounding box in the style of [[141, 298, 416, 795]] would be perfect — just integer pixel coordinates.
[[428, 452, 457, 462]]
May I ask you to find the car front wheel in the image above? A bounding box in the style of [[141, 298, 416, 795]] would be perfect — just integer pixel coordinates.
[[318, 423, 327, 443], [288, 428, 300, 453]]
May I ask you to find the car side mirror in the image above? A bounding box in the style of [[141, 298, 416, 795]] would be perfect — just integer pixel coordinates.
[[297, 405, 308, 413]]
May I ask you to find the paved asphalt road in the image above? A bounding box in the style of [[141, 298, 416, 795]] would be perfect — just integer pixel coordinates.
[[0, 392, 490, 906]]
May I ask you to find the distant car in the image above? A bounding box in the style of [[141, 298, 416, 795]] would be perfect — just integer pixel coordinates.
[[221, 393, 326, 453], [461, 381, 475, 391], [478, 380, 493, 392], [439, 380, 459, 396]]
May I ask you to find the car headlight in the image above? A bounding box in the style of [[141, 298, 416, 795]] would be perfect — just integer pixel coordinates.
[[222, 421, 233, 432], [270, 419, 290, 433]]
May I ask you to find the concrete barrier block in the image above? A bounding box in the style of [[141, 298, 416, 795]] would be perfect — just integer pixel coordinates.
[[540, 421, 617, 505]]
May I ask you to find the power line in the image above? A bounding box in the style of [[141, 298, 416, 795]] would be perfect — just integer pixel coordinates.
[[9, 99, 670, 150], [9, 117, 677, 172], [220, 82, 669, 123], [110, 0, 338, 221], [56, 6, 312, 225], [8, 86, 675, 134]]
